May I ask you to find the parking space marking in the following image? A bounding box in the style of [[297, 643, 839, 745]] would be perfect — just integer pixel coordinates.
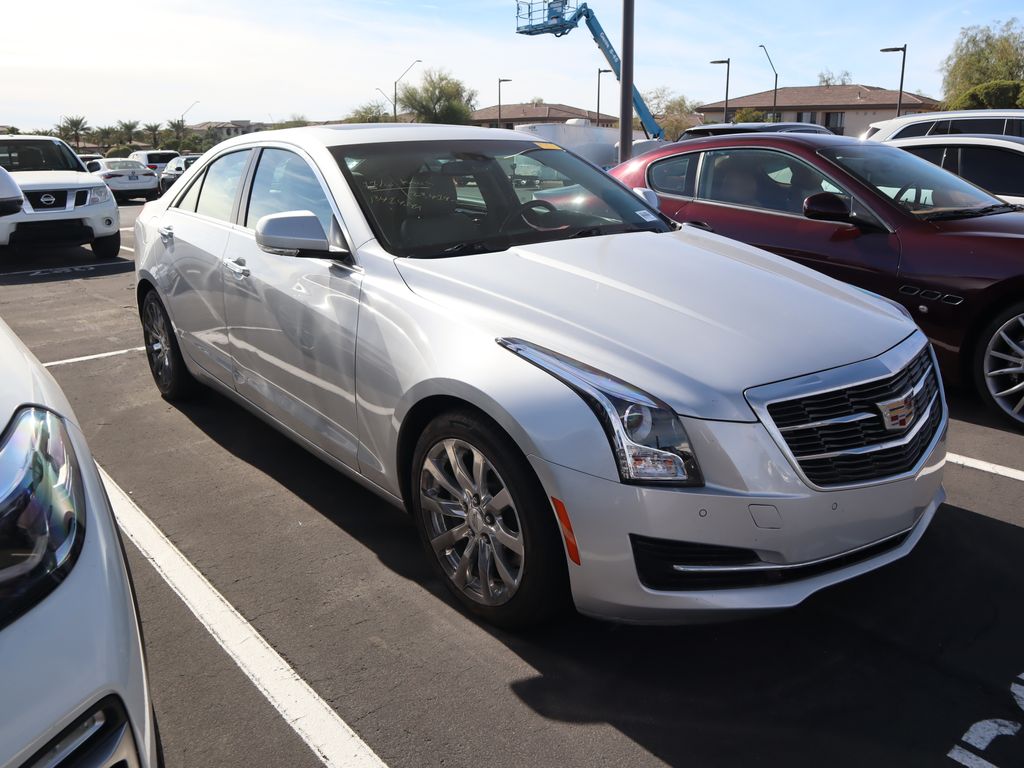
[[98, 465, 388, 768], [947, 453, 1024, 484], [121, 246, 135, 253], [0, 262, 127, 278], [43, 347, 144, 368], [120, 228, 134, 232]]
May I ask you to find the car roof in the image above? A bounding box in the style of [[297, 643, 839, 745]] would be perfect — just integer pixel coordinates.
[[208, 123, 534, 152], [686, 122, 827, 132], [870, 109, 1024, 128], [0, 134, 74, 142], [625, 132, 865, 164], [888, 134, 1024, 149]]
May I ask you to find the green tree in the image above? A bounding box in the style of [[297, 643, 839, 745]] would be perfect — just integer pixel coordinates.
[[166, 118, 187, 144], [733, 107, 766, 122], [347, 100, 389, 123], [947, 79, 1024, 109], [398, 69, 477, 125], [61, 116, 89, 149], [143, 122, 162, 147], [942, 18, 1024, 104], [94, 125, 116, 150], [52, 122, 71, 141], [117, 120, 139, 145]]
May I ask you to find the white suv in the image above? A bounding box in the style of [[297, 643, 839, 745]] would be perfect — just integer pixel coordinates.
[[128, 149, 180, 180], [0, 136, 121, 258], [863, 109, 1024, 141]]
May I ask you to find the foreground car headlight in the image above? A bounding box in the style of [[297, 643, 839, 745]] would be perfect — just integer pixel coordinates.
[[0, 408, 86, 630], [498, 338, 703, 486], [88, 185, 110, 205]]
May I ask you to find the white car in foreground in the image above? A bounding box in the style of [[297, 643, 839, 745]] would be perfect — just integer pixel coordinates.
[[0, 135, 120, 258], [135, 124, 947, 627], [0, 167, 159, 767], [86, 158, 159, 202]]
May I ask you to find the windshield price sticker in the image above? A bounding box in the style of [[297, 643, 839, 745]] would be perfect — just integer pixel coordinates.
[[534, 142, 563, 150], [636, 210, 659, 222]]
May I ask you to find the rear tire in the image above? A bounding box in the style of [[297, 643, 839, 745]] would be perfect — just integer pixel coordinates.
[[974, 301, 1024, 429], [410, 408, 570, 629], [91, 231, 121, 259], [140, 289, 197, 401]]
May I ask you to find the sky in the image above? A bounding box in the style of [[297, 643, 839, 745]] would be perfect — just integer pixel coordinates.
[[0, 0, 1012, 130]]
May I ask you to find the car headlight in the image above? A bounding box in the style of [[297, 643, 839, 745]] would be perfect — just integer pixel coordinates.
[[498, 338, 703, 486], [88, 185, 110, 205], [0, 408, 86, 630]]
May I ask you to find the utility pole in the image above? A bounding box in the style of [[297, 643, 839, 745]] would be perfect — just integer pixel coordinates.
[[759, 45, 778, 121], [711, 59, 730, 122], [498, 78, 511, 126], [881, 45, 907, 117], [619, 0, 634, 163]]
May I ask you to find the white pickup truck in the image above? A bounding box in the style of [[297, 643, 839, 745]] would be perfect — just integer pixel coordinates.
[[0, 135, 121, 258]]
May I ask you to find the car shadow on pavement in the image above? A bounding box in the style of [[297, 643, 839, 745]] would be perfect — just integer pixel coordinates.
[[170, 389, 1024, 768], [946, 385, 1024, 436], [0, 245, 133, 285]]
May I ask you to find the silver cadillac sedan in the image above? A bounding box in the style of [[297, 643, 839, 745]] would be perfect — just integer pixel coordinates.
[[135, 125, 946, 626]]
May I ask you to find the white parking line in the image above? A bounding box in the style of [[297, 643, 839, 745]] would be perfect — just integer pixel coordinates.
[[0, 262, 127, 278], [947, 453, 1024, 484], [121, 246, 135, 253], [43, 347, 144, 368], [99, 465, 388, 768], [120, 227, 134, 232]]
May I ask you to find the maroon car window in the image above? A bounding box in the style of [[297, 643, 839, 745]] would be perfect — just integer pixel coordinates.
[[959, 146, 1024, 197], [696, 148, 837, 215], [648, 154, 695, 197]]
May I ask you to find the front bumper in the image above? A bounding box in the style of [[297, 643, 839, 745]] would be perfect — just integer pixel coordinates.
[[0, 199, 119, 247], [529, 412, 946, 624], [0, 421, 157, 768]]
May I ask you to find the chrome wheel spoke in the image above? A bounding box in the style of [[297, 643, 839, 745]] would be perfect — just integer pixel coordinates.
[[452, 536, 478, 589], [487, 487, 512, 513], [445, 439, 476, 495], [424, 457, 462, 500], [988, 366, 1024, 377], [491, 519, 523, 556], [1015, 394, 1024, 415], [421, 492, 466, 520], [994, 379, 1024, 398], [490, 539, 520, 588], [472, 449, 487, 495], [998, 330, 1024, 359], [478, 538, 494, 601], [990, 350, 1023, 365], [430, 522, 470, 554]]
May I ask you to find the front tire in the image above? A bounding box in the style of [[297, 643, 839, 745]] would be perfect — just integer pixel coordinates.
[[140, 290, 197, 401], [91, 231, 121, 259], [410, 409, 570, 629], [974, 300, 1024, 429]]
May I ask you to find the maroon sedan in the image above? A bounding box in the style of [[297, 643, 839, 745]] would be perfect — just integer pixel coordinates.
[[611, 134, 1024, 428]]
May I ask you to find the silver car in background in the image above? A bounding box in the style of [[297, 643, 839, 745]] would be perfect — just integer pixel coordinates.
[[134, 125, 946, 627]]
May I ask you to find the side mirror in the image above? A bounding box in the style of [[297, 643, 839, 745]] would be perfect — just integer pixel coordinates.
[[632, 187, 660, 209], [256, 211, 333, 257], [804, 191, 853, 223], [86, 161, 100, 172], [0, 167, 23, 217]]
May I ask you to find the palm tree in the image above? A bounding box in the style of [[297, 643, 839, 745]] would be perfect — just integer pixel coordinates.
[[117, 120, 139, 145], [143, 122, 162, 148], [166, 118, 186, 144], [61, 116, 90, 150], [94, 126, 116, 150]]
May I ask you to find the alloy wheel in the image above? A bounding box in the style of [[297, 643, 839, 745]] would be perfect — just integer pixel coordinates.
[[983, 312, 1024, 424], [419, 438, 524, 606], [142, 298, 173, 390]]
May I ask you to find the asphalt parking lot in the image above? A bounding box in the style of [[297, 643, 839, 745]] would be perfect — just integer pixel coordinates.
[[2, 203, 1023, 768]]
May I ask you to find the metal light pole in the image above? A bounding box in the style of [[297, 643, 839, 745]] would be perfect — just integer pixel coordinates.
[[881, 45, 907, 117], [181, 100, 199, 126], [619, 0, 635, 163], [758, 45, 778, 122], [498, 78, 511, 126], [376, 88, 396, 119], [711, 59, 730, 123], [597, 68, 612, 125], [394, 59, 421, 122]]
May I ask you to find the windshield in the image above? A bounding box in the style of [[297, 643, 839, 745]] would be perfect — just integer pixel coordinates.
[[0, 138, 83, 172], [819, 143, 1011, 220], [331, 139, 670, 258], [106, 160, 146, 170]]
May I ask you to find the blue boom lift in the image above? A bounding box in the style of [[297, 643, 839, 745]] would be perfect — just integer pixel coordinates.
[[515, 0, 664, 140]]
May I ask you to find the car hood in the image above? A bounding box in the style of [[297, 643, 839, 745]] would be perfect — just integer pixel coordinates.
[[9, 170, 100, 189], [0, 317, 76, 428], [929, 209, 1024, 240], [395, 228, 914, 421]]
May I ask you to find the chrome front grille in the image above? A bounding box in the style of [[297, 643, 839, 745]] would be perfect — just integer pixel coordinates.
[[748, 337, 945, 488]]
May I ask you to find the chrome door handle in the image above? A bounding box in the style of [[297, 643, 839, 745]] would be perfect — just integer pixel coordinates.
[[157, 225, 174, 240], [225, 258, 250, 277]]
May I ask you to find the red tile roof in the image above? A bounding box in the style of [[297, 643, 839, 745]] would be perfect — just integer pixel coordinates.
[[700, 84, 940, 111]]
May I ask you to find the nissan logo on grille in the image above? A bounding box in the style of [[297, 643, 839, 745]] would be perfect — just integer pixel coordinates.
[[39, 193, 56, 206], [877, 391, 916, 431]]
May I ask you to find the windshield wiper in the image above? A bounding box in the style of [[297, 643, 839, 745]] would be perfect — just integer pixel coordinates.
[[409, 237, 509, 259], [923, 203, 1018, 221]]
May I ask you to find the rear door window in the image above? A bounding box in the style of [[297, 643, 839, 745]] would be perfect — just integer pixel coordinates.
[[958, 146, 1024, 197], [893, 122, 932, 138], [647, 154, 696, 197]]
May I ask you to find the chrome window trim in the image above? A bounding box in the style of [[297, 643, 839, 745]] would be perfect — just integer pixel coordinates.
[[745, 330, 946, 491], [671, 520, 917, 574]]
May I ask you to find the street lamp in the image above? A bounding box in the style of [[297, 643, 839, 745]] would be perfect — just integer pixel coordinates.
[[498, 78, 512, 126], [758, 45, 778, 122], [619, 0, 635, 162], [710, 59, 730, 123], [181, 100, 199, 125], [881, 44, 907, 117], [375, 87, 395, 119], [597, 68, 612, 125], [394, 59, 422, 122]]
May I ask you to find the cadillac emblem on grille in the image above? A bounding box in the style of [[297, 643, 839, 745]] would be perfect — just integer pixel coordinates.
[[878, 390, 916, 431], [39, 193, 56, 206]]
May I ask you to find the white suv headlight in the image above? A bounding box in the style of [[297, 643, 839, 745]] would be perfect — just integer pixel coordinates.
[[0, 408, 86, 630], [498, 338, 703, 486], [88, 185, 110, 205]]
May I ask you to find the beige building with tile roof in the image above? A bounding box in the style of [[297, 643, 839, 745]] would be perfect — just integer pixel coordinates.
[[699, 84, 940, 137], [471, 102, 617, 130]]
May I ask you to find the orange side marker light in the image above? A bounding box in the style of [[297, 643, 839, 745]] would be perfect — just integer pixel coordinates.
[[551, 497, 581, 566]]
